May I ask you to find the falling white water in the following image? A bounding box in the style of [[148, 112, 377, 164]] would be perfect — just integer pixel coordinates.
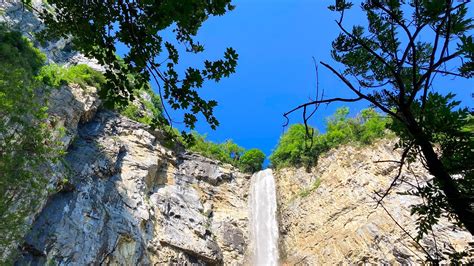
[[249, 169, 279, 266]]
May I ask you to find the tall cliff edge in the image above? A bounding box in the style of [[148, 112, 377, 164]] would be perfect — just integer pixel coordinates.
[[18, 107, 251, 265]]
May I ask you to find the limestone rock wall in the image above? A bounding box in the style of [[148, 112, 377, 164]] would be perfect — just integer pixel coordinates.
[[275, 140, 473, 264], [17, 108, 251, 265]]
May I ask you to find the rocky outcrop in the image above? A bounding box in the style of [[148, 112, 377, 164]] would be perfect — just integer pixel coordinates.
[[276, 140, 473, 264], [17, 105, 251, 265]]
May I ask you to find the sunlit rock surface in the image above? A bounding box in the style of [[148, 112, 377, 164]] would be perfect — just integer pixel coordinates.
[[275, 140, 473, 265], [17, 107, 251, 265]]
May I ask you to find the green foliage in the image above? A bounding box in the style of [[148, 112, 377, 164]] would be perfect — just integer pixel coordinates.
[[118, 88, 165, 126], [0, 25, 60, 260], [357, 108, 388, 144], [36, 62, 166, 128], [324, 107, 354, 147], [270, 107, 388, 169], [37, 63, 105, 89], [325, 107, 388, 146], [186, 133, 242, 165], [30, 0, 238, 130], [184, 132, 265, 173], [239, 149, 266, 173], [0, 25, 45, 79], [391, 93, 474, 240], [271, 107, 389, 168], [269, 124, 320, 169]]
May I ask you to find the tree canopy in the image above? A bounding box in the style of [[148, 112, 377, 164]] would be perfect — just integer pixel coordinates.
[[239, 149, 266, 173], [23, 0, 238, 133], [271, 107, 388, 169]]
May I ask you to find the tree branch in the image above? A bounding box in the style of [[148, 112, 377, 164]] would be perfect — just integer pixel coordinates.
[[283, 96, 362, 126], [335, 19, 407, 101], [319, 61, 403, 122], [378, 201, 436, 262], [374, 141, 414, 207]]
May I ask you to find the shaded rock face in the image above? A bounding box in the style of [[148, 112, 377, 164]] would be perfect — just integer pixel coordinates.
[[0, 0, 73, 64], [0, 0, 105, 71], [275, 140, 473, 265], [16, 109, 251, 265]]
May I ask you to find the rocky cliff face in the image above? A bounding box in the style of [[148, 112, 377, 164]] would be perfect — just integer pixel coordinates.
[[275, 140, 473, 264], [18, 107, 251, 265], [15, 51, 250, 266], [2, 2, 251, 264]]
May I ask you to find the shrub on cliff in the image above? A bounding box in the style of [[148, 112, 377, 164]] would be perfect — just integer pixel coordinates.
[[187, 133, 243, 164], [269, 124, 320, 169], [324, 107, 388, 146], [239, 149, 266, 173], [37, 63, 105, 89], [117, 87, 165, 126], [270, 107, 389, 169], [184, 132, 265, 173], [37, 63, 167, 127]]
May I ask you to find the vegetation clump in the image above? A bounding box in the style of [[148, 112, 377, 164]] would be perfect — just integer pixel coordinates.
[[0, 25, 61, 260], [239, 149, 266, 173], [116, 87, 165, 126], [270, 107, 389, 169], [37, 63, 105, 89], [185, 133, 265, 173], [37, 62, 167, 127], [298, 179, 321, 198]]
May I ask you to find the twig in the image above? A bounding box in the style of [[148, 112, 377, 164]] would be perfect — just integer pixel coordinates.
[[374, 142, 414, 207]]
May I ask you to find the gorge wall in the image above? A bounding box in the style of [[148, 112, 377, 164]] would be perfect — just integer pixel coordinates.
[[275, 140, 473, 264], [18, 106, 251, 265]]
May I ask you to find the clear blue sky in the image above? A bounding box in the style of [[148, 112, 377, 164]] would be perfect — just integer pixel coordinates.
[[139, 0, 474, 158]]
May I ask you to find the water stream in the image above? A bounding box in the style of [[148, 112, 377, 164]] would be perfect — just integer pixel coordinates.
[[249, 169, 279, 265]]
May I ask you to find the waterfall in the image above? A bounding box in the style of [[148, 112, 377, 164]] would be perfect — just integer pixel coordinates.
[[249, 169, 279, 266]]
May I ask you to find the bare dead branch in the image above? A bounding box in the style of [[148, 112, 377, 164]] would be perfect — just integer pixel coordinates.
[[374, 160, 402, 164], [404, 63, 466, 78], [374, 142, 414, 207], [319, 61, 404, 122]]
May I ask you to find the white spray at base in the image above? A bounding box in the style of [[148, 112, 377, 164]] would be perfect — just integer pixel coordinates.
[[249, 169, 279, 266]]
